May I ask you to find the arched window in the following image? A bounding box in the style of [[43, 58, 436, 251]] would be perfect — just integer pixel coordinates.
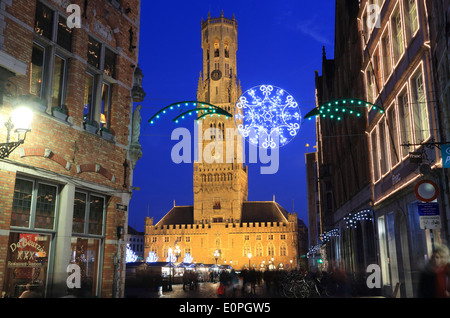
[[280, 243, 287, 256], [224, 40, 230, 58], [214, 39, 220, 57]]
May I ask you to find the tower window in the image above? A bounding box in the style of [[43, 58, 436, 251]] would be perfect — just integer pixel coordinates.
[[224, 41, 229, 58], [214, 40, 220, 57]]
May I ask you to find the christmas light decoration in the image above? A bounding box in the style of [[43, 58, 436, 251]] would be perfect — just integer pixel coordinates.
[[304, 99, 385, 120], [183, 253, 193, 264], [148, 101, 232, 125], [126, 244, 138, 263], [235, 85, 301, 149], [344, 209, 373, 229], [320, 228, 340, 243], [146, 251, 159, 263]]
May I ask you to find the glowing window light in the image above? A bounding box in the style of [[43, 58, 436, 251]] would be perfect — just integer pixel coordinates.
[[235, 85, 302, 149]]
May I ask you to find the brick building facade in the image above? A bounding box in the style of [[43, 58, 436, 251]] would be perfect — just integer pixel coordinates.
[[0, 0, 143, 298]]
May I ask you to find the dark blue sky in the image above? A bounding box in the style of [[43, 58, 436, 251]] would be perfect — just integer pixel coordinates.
[[128, 0, 336, 232]]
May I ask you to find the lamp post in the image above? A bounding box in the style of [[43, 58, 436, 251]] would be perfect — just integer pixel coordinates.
[[168, 247, 173, 291], [1, 106, 33, 159], [214, 249, 221, 265], [248, 253, 252, 269]]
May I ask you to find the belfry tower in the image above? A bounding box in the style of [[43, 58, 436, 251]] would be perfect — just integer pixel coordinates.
[[194, 12, 248, 224]]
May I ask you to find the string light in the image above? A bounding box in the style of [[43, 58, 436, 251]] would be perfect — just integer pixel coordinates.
[[344, 209, 373, 229]]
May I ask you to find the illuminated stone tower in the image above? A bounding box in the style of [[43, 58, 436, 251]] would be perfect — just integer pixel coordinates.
[[194, 12, 248, 224]]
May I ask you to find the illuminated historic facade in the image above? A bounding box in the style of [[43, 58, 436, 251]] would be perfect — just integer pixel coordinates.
[[145, 13, 306, 270]]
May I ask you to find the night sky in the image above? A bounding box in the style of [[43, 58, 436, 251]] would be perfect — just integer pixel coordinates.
[[128, 0, 336, 232]]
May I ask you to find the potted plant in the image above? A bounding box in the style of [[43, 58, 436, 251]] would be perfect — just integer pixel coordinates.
[[52, 105, 68, 121], [84, 118, 98, 134], [100, 126, 113, 140]]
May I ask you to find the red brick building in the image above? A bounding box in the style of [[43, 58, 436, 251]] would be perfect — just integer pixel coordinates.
[[0, 0, 144, 298]]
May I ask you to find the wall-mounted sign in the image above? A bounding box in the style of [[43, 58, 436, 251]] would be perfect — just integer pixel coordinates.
[[442, 144, 450, 168], [116, 203, 128, 212], [409, 152, 422, 164]]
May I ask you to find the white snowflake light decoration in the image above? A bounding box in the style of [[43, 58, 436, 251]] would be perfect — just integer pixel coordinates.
[[235, 85, 301, 149], [146, 251, 159, 263], [126, 244, 138, 263]]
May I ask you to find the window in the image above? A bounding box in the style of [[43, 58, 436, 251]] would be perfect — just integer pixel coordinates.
[[410, 66, 430, 143], [391, 5, 404, 64], [30, 44, 45, 97], [4, 232, 51, 298], [280, 244, 287, 256], [268, 234, 274, 240], [11, 178, 58, 230], [381, 27, 392, 82], [34, 1, 54, 40], [371, 129, 380, 181], [72, 191, 105, 236], [256, 243, 263, 256], [51, 56, 67, 108], [398, 87, 413, 157], [373, 46, 383, 95], [214, 40, 220, 57], [403, 0, 419, 42], [57, 16, 73, 52], [32, 2, 72, 109], [387, 103, 400, 167], [379, 119, 389, 175], [366, 64, 375, 103], [83, 73, 95, 121], [268, 244, 275, 257], [88, 37, 101, 69], [85, 37, 116, 130], [70, 237, 101, 297]]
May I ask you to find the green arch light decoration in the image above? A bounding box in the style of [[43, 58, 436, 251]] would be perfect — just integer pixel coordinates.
[[148, 101, 233, 125], [304, 99, 385, 121]]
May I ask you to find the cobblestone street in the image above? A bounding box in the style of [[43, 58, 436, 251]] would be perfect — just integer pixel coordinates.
[[126, 281, 282, 299]]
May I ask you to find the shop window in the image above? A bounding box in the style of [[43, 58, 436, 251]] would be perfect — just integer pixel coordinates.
[[69, 237, 101, 297], [4, 232, 51, 298], [11, 178, 58, 230]]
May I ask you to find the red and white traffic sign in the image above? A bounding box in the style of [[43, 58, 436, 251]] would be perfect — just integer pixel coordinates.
[[414, 180, 439, 202]]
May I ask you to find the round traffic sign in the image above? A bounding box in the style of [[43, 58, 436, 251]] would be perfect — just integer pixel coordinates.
[[415, 180, 439, 202]]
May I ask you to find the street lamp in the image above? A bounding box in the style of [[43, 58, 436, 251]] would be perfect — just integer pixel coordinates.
[[248, 253, 252, 269], [214, 249, 221, 265], [1, 106, 33, 159], [168, 247, 173, 291]]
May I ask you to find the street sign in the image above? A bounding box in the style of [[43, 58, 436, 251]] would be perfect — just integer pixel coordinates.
[[414, 180, 439, 202], [442, 144, 450, 168], [418, 202, 441, 230], [409, 152, 422, 164]]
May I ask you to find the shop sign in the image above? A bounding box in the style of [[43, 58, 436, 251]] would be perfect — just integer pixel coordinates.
[[442, 144, 450, 168]]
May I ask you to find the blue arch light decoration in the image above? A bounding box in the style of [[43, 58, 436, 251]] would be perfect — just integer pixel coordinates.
[[235, 85, 301, 149], [148, 101, 233, 125], [304, 99, 385, 121]]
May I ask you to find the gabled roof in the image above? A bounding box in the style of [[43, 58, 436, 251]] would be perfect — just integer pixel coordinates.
[[241, 201, 289, 223], [155, 201, 290, 226], [156, 206, 194, 226]]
